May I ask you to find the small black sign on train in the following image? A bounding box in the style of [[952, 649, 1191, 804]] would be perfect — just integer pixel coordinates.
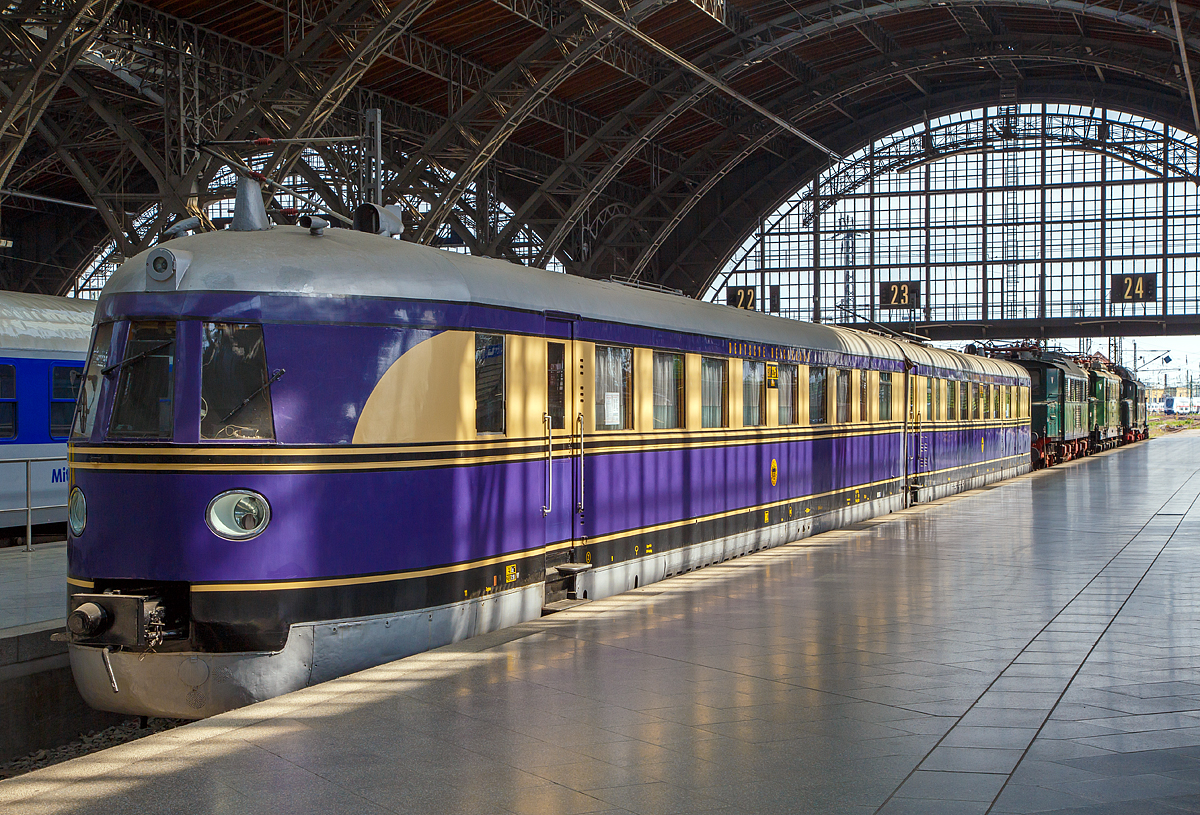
[[726, 285, 757, 310], [878, 281, 921, 310], [1110, 273, 1156, 303]]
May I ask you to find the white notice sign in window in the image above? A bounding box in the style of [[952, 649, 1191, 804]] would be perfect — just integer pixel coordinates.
[[604, 392, 620, 426]]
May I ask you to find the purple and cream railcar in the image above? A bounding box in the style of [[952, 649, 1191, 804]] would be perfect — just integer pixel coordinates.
[[65, 218, 1030, 718]]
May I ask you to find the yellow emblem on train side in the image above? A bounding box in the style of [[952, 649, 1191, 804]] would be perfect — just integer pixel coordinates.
[[770, 458, 778, 486]]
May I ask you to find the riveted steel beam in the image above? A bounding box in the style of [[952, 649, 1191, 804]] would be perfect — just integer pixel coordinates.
[[401, 1, 669, 245], [0, 0, 121, 188]]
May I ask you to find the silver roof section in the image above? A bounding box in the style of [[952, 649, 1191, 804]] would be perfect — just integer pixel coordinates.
[[0, 291, 96, 355], [105, 227, 1027, 381]]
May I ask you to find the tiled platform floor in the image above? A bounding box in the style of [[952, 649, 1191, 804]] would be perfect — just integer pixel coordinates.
[[0, 541, 66, 632], [4, 435, 1200, 814]]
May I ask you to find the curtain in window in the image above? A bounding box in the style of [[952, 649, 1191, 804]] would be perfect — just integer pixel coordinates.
[[779, 364, 796, 425], [595, 346, 632, 430], [743, 361, 765, 426], [837, 370, 851, 423], [653, 352, 683, 429], [701, 357, 726, 428], [810, 367, 827, 424]]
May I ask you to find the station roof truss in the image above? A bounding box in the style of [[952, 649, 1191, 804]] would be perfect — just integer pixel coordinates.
[[2, 0, 1200, 307]]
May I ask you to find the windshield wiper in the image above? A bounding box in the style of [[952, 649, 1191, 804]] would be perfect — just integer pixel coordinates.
[[102, 340, 173, 376], [221, 368, 286, 423]]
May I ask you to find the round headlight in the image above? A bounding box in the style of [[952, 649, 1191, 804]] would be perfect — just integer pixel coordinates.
[[68, 487, 86, 537], [206, 490, 271, 540]]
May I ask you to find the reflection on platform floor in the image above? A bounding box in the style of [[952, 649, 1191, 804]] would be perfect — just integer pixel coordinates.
[[0, 541, 64, 632], [4, 436, 1200, 814]]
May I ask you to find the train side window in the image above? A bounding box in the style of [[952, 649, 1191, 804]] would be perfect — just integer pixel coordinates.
[[959, 379, 968, 418], [595, 345, 632, 431], [982, 385, 991, 419], [73, 322, 114, 440], [779, 364, 798, 425], [744, 361, 766, 427], [547, 343, 565, 430], [809, 367, 828, 425], [878, 372, 892, 421], [1005, 387, 1012, 419], [110, 321, 176, 439], [947, 381, 957, 421], [925, 378, 933, 421], [0, 364, 15, 439], [972, 383, 981, 419], [49, 366, 83, 439], [653, 352, 684, 429], [1029, 369, 1042, 398], [475, 333, 506, 434], [994, 386, 1001, 418], [859, 370, 869, 422], [201, 323, 276, 440], [700, 357, 727, 428], [835, 369, 851, 423]]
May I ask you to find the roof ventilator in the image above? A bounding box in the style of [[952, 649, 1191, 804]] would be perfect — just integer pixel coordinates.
[[298, 215, 328, 236], [229, 175, 272, 232], [353, 203, 408, 238]]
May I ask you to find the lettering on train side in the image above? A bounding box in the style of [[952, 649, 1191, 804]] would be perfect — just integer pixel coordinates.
[[51, 467, 68, 484]]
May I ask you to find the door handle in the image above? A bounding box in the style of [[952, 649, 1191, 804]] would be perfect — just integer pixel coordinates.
[[542, 413, 552, 516], [576, 411, 585, 515]]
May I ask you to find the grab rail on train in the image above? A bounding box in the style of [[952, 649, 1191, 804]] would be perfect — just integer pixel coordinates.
[[13, 456, 68, 552]]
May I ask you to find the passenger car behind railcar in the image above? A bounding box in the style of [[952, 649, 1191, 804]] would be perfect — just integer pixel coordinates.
[[0, 292, 94, 533]]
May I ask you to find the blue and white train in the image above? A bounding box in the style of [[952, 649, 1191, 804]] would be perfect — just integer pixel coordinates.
[[0, 292, 94, 534]]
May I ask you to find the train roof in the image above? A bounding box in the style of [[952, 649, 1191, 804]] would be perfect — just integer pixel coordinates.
[[104, 226, 1026, 382], [0, 290, 96, 355]]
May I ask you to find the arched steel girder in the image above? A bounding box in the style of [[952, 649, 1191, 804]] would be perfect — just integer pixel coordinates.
[[0, 0, 120, 189], [788, 36, 1186, 117], [260, 0, 439, 187], [394, 0, 669, 245], [489, 0, 1200, 272], [483, 68, 714, 261], [177, 0, 434, 212], [650, 81, 1197, 299], [595, 35, 1190, 280]]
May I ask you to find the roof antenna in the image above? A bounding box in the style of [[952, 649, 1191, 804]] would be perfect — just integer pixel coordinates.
[[230, 175, 272, 232]]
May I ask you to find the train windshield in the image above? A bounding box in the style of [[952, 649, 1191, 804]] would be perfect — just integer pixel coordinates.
[[72, 322, 115, 441], [109, 321, 176, 439], [200, 323, 276, 440]]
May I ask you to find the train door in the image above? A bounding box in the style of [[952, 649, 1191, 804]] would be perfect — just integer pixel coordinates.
[[543, 314, 587, 606], [903, 371, 922, 502]]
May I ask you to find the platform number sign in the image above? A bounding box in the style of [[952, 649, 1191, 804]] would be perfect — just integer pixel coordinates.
[[1110, 273, 1156, 304], [879, 281, 921, 310], [727, 285, 757, 310]]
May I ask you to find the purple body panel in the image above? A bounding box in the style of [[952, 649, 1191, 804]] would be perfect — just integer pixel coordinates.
[[71, 292, 1030, 587], [70, 425, 1025, 583]]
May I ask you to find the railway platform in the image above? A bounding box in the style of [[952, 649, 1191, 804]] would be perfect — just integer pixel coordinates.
[[4, 434, 1200, 814], [0, 540, 66, 632]]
